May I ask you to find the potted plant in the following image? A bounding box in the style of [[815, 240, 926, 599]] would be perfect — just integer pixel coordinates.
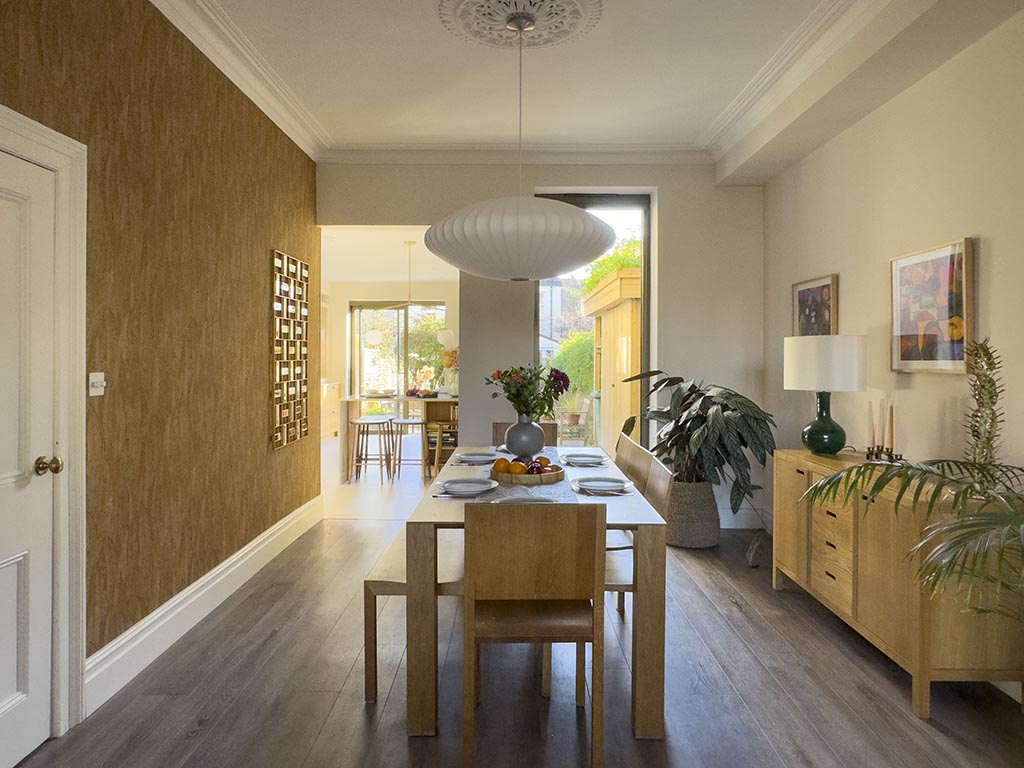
[[485, 364, 570, 458], [623, 373, 777, 562], [557, 389, 586, 425], [806, 340, 1023, 620]]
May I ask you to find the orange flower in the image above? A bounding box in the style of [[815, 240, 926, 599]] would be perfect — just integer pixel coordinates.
[[490, 369, 503, 380]]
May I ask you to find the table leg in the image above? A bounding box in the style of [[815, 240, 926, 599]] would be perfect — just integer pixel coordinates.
[[406, 522, 438, 736], [632, 524, 666, 739]]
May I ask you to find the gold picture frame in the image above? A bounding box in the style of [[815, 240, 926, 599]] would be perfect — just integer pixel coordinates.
[[792, 273, 838, 336], [890, 238, 973, 374]]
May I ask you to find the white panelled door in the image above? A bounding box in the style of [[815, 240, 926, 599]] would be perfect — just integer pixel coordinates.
[[0, 150, 57, 767]]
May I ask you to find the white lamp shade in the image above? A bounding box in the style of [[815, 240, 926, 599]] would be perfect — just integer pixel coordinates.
[[783, 335, 865, 392], [425, 196, 615, 281], [437, 329, 457, 349], [362, 329, 383, 347]]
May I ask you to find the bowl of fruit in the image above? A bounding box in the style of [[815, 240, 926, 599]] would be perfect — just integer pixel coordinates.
[[490, 456, 564, 485]]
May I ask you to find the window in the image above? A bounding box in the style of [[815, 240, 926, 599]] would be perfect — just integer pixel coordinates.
[[351, 302, 446, 399]]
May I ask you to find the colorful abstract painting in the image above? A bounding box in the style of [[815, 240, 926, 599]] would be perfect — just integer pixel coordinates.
[[793, 274, 838, 336], [891, 239, 973, 373]]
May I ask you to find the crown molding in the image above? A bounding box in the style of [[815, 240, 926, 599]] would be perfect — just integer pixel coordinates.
[[701, 0, 891, 159], [317, 144, 714, 166], [149, 0, 331, 160]]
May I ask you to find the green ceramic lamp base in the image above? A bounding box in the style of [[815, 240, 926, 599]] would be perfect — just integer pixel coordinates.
[[801, 391, 847, 455]]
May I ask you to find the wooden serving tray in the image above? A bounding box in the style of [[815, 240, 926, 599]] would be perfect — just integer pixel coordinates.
[[490, 467, 565, 485]]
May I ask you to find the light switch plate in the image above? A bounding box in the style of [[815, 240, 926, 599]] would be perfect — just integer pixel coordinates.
[[89, 372, 107, 397]]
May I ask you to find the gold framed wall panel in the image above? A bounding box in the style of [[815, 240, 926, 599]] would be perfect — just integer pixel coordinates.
[[273, 250, 310, 449]]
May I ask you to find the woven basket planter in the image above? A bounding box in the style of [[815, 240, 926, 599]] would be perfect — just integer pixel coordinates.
[[665, 481, 720, 548]]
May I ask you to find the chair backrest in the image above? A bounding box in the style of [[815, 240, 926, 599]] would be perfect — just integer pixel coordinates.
[[579, 396, 592, 426], [644, 458, 674, 520], [491, 421, 559, 447], [464, 503, 606, 601], [614, 432, 652, 494]]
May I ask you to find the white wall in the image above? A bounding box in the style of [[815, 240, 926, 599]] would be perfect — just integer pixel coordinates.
[[457, 274, 537, 445], [764, 10, 1024, 469], [321, 279, 460, 391]]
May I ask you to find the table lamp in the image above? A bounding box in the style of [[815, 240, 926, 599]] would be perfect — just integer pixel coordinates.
[[783, 335, 865, 455]]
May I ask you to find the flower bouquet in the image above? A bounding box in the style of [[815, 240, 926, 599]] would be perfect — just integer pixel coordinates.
[[485, 364, 570, 456]]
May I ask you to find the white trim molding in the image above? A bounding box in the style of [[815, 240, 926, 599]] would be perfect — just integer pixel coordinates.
[[84, 496, 324, 716], [149, 0, 332, 160], [318, 145, 714, 166], [701, 0, 890, 159], [0, 102, 88, 737]]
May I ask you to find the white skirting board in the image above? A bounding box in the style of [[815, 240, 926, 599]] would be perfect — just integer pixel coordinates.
[[83, 495, 323, 715]]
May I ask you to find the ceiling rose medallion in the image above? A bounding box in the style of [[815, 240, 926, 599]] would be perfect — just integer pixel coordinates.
[[427, 1, 614, 281], [438, 0, 604, 49]]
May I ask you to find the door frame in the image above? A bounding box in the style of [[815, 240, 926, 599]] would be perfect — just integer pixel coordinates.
[[0, 104, 88, 735], [533, 189, 653, 445]]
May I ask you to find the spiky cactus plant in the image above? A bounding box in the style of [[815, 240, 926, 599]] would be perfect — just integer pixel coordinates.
[[964, 340, 1004, 466]]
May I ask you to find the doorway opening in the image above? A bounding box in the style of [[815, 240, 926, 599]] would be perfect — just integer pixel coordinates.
[[535, 193, 651, 452], [319, 227, 461, 513]]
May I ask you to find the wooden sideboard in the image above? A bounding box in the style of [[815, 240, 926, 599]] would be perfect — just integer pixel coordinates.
[[773, 449, 1024, 717]]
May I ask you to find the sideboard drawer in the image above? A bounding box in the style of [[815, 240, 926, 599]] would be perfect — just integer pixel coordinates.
[[811, 535, 853, 616], [811, 501, 853, 551]]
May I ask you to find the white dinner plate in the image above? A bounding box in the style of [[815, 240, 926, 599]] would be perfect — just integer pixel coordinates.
[[574, 476, 632, 493], [493, 495, 554, 504], [457, 452, 500, 464], [436, 478, 499, 496], [560, 453, 605, 466]]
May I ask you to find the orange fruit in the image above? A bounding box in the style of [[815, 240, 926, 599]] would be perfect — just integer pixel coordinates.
[[493, 458, 511, 473], [507, 462, 528, 475], [537, 456, 551, 467], [547, 465, 562, 473]]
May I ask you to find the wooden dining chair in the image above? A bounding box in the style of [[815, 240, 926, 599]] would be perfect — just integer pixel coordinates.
[[363, 528, 465, 702], [644, 457, 674, 520], [463, 503, 606, 768], [606, 458, 674, 616], [614, 432, 652, 495], [491, 420, 558, 447]]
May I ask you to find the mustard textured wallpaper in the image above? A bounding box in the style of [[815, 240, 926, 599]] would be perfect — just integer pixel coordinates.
[[0, 0, 321, 653]]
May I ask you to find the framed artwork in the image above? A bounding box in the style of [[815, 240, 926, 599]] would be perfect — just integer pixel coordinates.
[[890, 238, 973, 373], [792, 274, 838, 336]]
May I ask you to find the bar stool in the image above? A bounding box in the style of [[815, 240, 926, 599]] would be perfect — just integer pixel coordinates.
[[349, 416, 394, 483], [391, 417, 427, 481]]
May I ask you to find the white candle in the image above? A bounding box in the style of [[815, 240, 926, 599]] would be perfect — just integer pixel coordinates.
[[890, 401, 897, 454], [888, 401, 895, 453], [867, 400, 875, 447], [877, 398, 888, 448]]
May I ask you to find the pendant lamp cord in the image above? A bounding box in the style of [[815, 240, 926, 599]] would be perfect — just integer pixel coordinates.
[[517, 27, 523, 197]]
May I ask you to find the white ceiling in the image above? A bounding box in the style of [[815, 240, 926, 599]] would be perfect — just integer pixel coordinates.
[[321, 226, 460, 283], [211, 0, 821, 153]]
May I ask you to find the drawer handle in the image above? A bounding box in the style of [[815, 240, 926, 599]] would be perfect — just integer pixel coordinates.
[[825, 570, 837, 581], [796, 469, 806, 476], [826, 540, 836, 550], [825, 510, 837, 519]]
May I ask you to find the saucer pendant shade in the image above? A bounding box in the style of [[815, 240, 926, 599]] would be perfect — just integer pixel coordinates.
[[424, 195, 616, 280]]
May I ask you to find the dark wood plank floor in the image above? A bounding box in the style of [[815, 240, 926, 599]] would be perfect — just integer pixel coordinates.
[[20, 522, 1024, 768]]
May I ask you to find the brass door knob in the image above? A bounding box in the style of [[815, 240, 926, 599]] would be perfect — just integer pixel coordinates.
[[34, 456, 65, 476]]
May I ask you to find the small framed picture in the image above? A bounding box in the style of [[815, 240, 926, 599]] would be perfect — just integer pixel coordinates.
[[891, 238, 973, 373], [792, 274, 838, 336]]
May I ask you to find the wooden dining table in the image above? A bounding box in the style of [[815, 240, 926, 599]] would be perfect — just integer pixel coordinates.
[[405, 445, 666, 739]]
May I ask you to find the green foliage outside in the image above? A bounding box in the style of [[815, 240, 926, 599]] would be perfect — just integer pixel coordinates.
[[581, 237, 641, 294], [407, 308, 446, 385], [549, 330, 594, 396]]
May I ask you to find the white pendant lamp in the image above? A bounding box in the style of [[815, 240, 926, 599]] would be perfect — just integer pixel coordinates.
[[425, 10, 614, 281]]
